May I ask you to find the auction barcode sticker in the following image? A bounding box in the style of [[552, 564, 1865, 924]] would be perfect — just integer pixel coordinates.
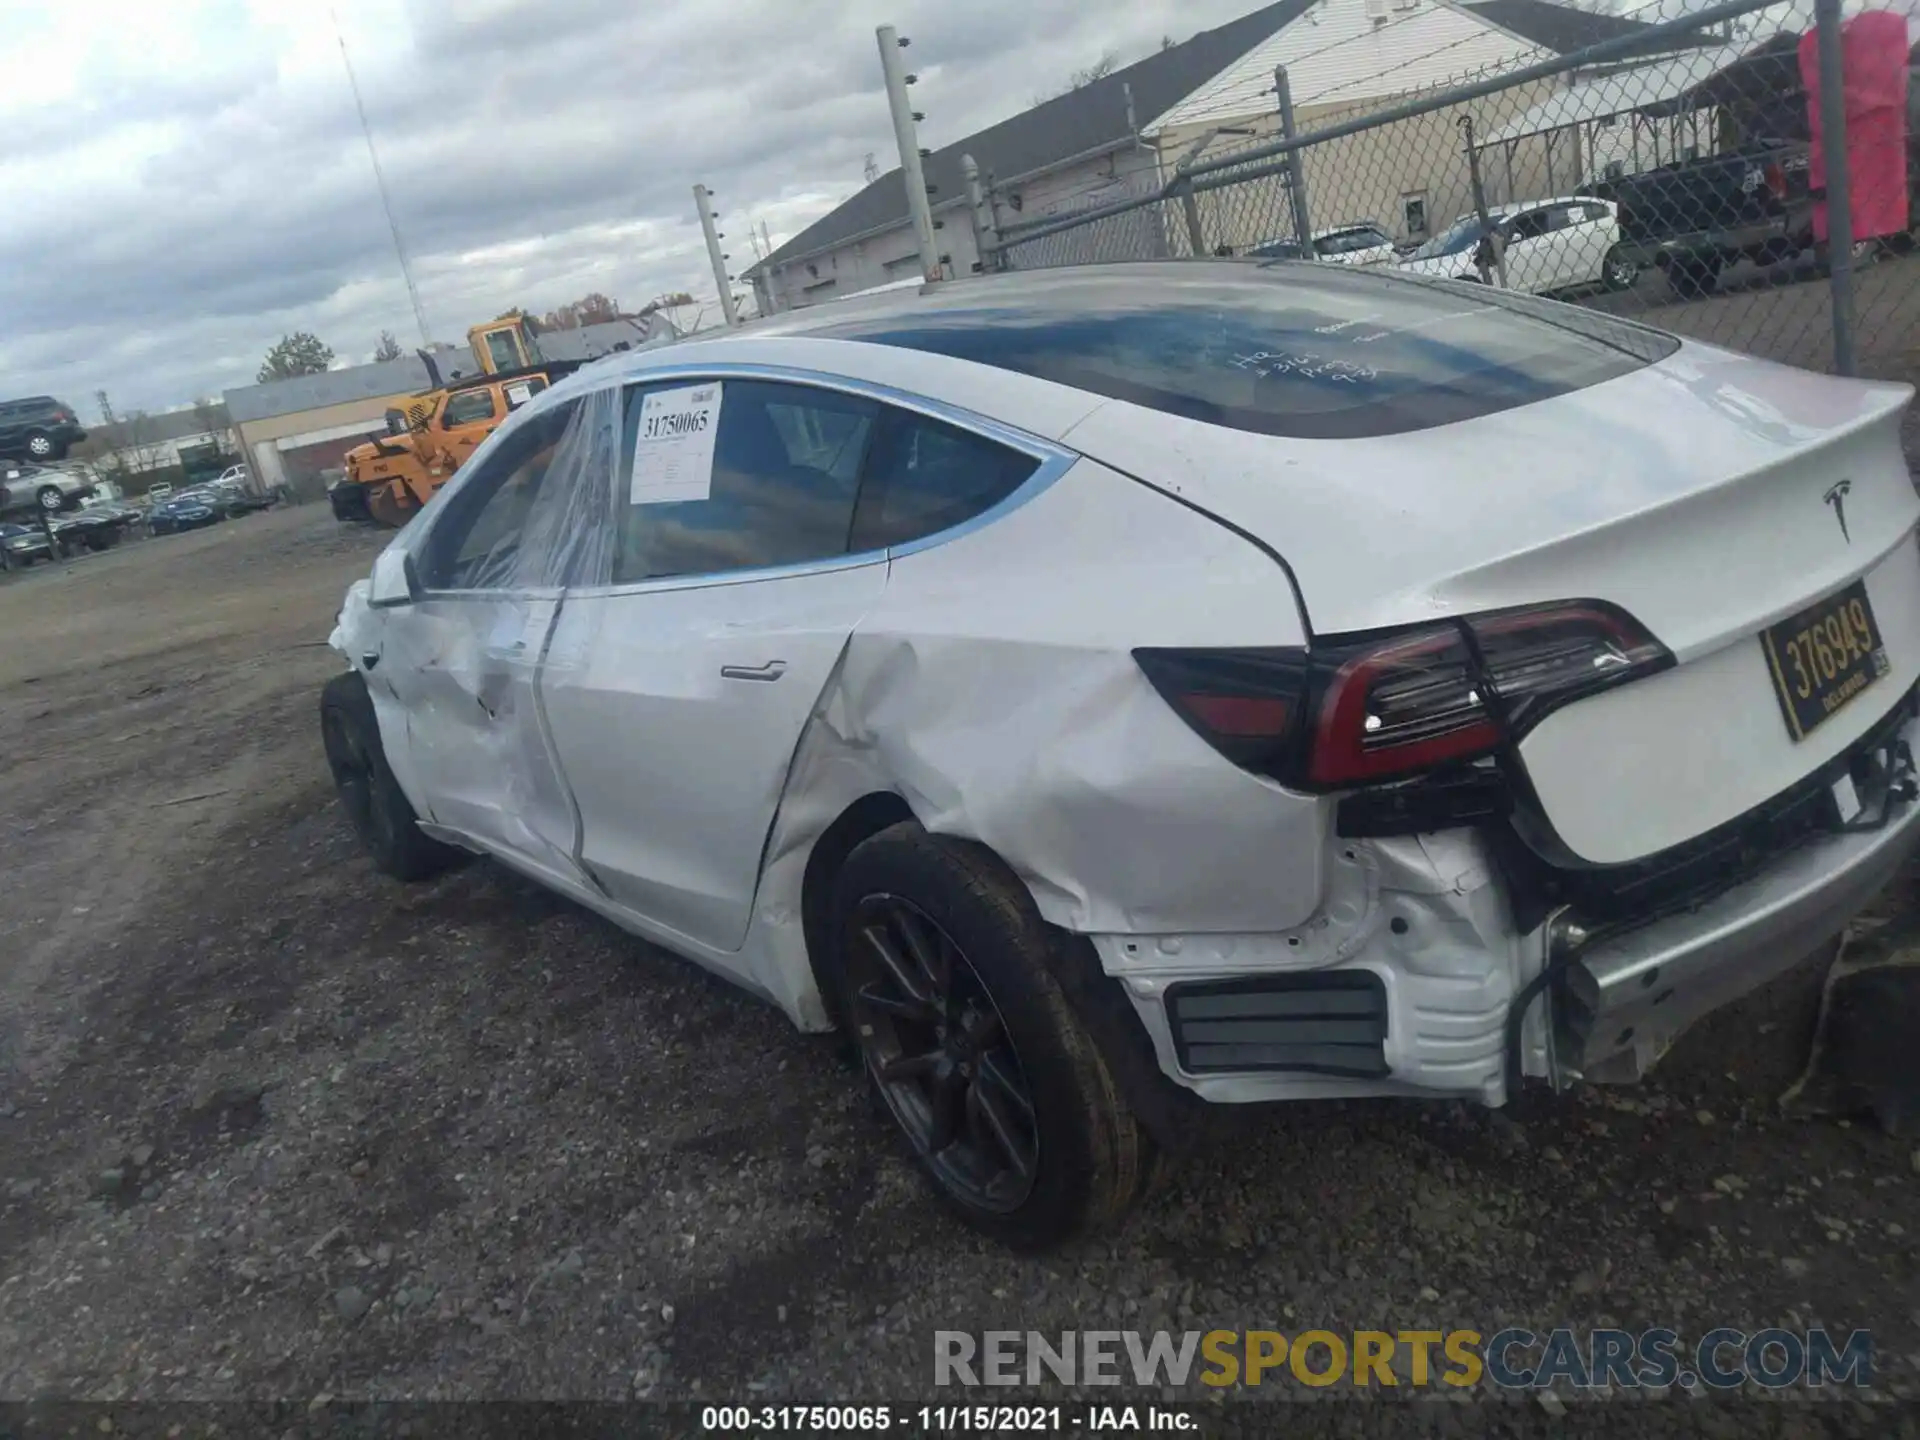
[[630, 383, 722, 505]]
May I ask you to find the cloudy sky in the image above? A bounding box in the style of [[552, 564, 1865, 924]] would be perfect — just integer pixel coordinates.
[[2, 0, 1283, 418]]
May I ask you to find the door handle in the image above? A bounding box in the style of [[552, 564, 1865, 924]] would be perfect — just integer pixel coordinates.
[[720, 660, 787, 682]]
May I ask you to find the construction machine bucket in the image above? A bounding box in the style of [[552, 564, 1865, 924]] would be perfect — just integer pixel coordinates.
[[367, 481, 423, 530]]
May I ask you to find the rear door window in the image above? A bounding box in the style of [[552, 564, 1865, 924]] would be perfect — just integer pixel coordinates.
[[850, 409, 1039, 550]]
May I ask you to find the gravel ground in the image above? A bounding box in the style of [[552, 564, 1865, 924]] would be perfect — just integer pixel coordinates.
[[1, 505, 1917, 1422]]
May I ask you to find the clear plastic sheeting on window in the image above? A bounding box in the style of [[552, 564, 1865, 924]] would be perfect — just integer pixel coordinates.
[[443, 385, 626, 593]]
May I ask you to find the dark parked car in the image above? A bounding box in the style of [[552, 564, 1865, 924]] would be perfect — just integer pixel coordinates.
[[148, 496, 220, 535], [183, 479, 274, 517], [0, 522, 54, 567], [51, 503, 141, 555], [0, 397, 87, 462]]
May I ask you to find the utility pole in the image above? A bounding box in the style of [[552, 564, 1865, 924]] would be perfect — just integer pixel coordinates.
[[1274, 66, 1314, 250], [877, 24, 942, 284], [961, 154, 998, 273], [332, 6, 430, 347], [692, 184, 741, 328], [1813, 0, 1855, 374]]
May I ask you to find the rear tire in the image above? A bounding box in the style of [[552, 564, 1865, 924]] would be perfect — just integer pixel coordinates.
[[320, 671, 468, 882], [1666, 255, 1720, 299], [828, 822, 1157, 1251], [24, 431, 56, 460], [35, 486, 63, 513]]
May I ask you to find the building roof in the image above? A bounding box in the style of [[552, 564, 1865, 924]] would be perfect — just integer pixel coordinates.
[[1447, 0, 1716, 59], [224, 353, 449, 423], [1147, 0, 1535, 132], [747, 0, 1312, 276], [1476, 40, 1750, 144], [90, 404, 231, 448], [534, 314, 680, 363], [1148, 0, 1719, 134]]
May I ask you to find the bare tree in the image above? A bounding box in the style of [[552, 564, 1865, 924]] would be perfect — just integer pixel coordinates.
[[373, 330, 403, 362], [191, 396, 229, 444], [89, 391, 167, 488], [539, 292, 623, 331], [864, 151, 880, 185], [1035, 51, 1118, 104]]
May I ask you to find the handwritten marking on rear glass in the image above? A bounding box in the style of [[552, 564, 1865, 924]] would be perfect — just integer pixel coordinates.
[[1231, 351, 1379, 384]]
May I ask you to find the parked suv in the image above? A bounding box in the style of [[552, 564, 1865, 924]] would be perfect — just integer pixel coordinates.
[[0, 396, 87, 462], [0, 461, 97, 518]]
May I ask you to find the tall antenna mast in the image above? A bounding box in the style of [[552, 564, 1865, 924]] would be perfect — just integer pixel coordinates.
[[332, 7, 431, 347]]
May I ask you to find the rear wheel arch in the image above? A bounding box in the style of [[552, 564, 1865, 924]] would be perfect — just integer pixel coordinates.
[[802, 802, 1214, 1162], [800, 791, 917, 1027]]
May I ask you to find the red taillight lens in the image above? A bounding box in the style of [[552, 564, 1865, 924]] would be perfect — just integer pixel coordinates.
[[1310, 626, 1500, 784], [1182, 693, 1293, 737], [1132, 648, 1306, 774], [1763, 163, 1787, 201], [1136, 601, 1670, 792]]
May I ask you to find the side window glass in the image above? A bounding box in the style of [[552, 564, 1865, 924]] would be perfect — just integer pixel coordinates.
[[1509, 210, 1551, 241], [419, 399, 587, 590], [850, 407, 1040, 551], [443, 389, 497, 426], [504, 376, 548, 410], [613, 379, 876, 584]]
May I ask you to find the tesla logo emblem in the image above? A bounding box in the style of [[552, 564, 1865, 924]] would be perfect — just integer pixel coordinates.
[[1824, 480, 1853, 543]]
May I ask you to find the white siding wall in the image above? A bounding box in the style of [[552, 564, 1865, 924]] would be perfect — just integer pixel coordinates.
[[760, 148, 1154, 311]]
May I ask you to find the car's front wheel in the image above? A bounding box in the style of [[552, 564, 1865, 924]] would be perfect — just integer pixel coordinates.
[[24, 431, 56, 460], [1602, 246, 1637, 291], [35, 486, 63, 513], [830, 823, 1157, 1251], [320, 671, 469, 882]]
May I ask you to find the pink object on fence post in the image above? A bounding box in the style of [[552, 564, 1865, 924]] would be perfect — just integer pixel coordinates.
[[1799, 9, 1912, 245]]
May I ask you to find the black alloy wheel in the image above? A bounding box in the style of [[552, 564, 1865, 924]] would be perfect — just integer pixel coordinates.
[[845, 892, 1040, 1214]]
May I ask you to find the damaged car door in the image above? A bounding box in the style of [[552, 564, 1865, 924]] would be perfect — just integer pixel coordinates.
[[376, 396, 600, 884], [538, 377, 889, 954]]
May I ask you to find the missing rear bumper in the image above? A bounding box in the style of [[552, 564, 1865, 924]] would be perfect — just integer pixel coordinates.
[[1549, 714, 1920, 1084]]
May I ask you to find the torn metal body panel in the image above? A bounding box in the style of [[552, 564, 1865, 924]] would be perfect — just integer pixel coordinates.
[[1092, 832, 1536, 1107]]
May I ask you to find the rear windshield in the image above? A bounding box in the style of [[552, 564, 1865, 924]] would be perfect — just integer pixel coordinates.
[[808, 264, 1676, 440]]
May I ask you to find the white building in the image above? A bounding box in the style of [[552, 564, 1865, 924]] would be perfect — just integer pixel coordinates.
[[744, 1, 1311, 311], [746, 0, 1710, 304]]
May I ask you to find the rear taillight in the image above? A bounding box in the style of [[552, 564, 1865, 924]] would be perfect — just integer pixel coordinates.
[[1763, 163, 1787, 201], [1136, 600, 1671, 792]]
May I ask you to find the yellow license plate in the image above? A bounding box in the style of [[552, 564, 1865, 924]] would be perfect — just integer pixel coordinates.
[[1761, 580, 1889, 742]]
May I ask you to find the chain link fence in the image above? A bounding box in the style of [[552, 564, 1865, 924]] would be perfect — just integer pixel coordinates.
[[992, 0, 1919, 392]]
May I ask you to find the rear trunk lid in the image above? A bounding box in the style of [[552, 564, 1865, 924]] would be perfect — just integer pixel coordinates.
[[1067, 344, 1918, 862]]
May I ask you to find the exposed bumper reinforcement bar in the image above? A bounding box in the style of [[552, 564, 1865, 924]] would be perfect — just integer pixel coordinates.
[[1555, 716, 1920, 1084]]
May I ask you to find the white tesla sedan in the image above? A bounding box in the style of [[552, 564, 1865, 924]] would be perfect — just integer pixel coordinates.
[[1397, 196, 1636, 294], [326, 262, 1920, 1249]]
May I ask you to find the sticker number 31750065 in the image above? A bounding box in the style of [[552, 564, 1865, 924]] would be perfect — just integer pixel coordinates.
[[630, 383, 723, 506]]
